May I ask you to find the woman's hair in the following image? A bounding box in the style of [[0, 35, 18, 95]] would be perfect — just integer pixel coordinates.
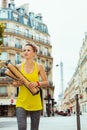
[[23, 43, 38, 52]]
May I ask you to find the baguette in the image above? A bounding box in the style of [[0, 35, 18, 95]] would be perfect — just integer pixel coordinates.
[[5, 61, 40, 95], [5, 69, 18, 80]]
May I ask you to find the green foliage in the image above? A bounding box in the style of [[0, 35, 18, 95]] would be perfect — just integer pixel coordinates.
[[0, 23, 5, 46], [0, 40, 3, 46]]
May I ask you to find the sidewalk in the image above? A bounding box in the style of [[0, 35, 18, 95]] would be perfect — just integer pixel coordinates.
[[0, 115, 87, 130]]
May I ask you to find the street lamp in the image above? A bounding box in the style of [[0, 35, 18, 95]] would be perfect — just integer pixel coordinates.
[[45, 60, 51, 117], [75, 94, 81, 130], [45, 60, 57, 117]]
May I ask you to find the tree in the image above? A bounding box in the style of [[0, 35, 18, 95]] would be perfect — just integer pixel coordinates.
[[0, 23, 5, 46]]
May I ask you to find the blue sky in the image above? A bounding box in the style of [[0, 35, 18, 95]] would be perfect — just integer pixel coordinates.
[[6, 0, 87, 101]]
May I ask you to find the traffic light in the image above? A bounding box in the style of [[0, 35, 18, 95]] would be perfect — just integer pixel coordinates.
[[0, 23, 5, 46], [48, 94, 51, 100], [44, 94, 51, 100]]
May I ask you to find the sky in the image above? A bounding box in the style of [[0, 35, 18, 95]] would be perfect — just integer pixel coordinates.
[[5, 0, 87, 101]]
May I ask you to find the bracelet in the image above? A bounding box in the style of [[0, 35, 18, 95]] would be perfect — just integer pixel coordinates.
[[37, 81, 40, 87]]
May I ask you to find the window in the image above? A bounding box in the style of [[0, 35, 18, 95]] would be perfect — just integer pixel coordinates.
[[24, 17, 28, 25], [34, 21, 38, 29], [39, 34, 44, 42], [45, 60, 49, 67], [43, 37, 47, 43], [25, 29, 29, 37], [9, 53, 15, 63], [13, 12, 18, 21], [0, 10, 8, 19], [38, 45, 43, 54], [36, 33, 39, 41], [0, 52, 7, 60], [15, 54, 20, 64], [9, 3, 15, 10], [43, 25, 47, 32], [37, 58, 41, 63], [19, 8, 24, 14], [0, 86, 7, 95], [15, 38, 21, 48], [3, 37, 8, 46], [44, 47, 48, 56], [15, 25, 19, 34]]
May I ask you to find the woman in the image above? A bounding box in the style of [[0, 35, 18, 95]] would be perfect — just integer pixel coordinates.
[[13, 43, 49, 130]]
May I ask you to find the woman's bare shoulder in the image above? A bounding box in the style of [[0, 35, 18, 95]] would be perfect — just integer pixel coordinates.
[[36, 63, 44, 71]]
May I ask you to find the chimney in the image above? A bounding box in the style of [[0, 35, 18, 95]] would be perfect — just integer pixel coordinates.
[[2, 0, 8, 8]]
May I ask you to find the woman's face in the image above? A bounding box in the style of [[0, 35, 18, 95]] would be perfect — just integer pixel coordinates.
[[23, 45, 36, 59]]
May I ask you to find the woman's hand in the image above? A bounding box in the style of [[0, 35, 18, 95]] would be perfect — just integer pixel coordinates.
[[27, 82, 40, 92], [13, 78, 24, 87]]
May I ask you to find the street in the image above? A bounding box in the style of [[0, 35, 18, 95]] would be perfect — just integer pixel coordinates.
[[0, 115, 87, 130]]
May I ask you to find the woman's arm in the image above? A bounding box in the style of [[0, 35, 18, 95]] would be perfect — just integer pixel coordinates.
[[12, 64, 23, 87], [13, 79, 23, 87], [38, 64, 49, 88]]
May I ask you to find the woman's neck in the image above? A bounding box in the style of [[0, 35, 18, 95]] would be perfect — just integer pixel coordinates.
[[24, 60, 35, 74], [25, 59, 34, 66]]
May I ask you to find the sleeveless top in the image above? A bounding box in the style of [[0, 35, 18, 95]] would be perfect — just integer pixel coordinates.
[[16, 61, 42, 111]]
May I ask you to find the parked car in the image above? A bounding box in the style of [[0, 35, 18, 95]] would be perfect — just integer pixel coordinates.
[[55, 110, 71, 116]]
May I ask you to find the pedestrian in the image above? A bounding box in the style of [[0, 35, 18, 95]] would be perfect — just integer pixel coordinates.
[[13, 43, 49, 130]]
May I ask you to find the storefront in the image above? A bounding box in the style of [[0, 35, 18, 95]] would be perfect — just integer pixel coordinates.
[[0, 99, 16, 117]]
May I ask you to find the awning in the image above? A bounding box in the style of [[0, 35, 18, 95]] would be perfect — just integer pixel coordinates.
[[0, 99, 16, 105]]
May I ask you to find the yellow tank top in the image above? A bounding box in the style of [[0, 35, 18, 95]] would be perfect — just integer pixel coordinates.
[[16, 61, 42, 111]]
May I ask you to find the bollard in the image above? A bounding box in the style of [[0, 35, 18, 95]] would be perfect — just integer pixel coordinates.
[[75, 94, 81, 130]]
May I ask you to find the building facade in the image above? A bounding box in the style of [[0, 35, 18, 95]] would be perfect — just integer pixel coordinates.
[[59, 34, 87, 115], [0, 1, 54, 116]]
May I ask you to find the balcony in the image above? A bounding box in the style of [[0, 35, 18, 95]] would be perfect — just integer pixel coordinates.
[[0, 77, 13, 84], [15, 44, 22, 49], [4, 28, 51, 45]]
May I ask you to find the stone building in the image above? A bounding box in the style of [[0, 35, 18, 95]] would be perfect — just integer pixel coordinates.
[[59, 34, 87, 115]]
